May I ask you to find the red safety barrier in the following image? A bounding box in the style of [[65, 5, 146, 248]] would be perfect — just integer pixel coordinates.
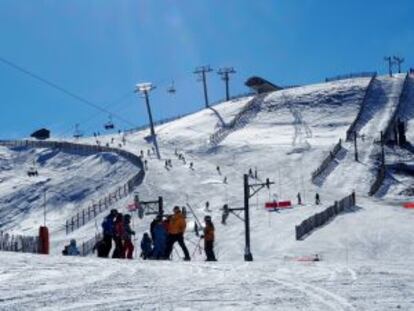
[[265, 201, 292, 210], [265, 202, 278, 209], [278, 201, 292, 208], [38, 226, 49, 255], [403, 202, 414, 209]]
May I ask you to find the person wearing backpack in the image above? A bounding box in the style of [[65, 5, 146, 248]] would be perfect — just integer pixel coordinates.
[[164, 206, 191, 261], [101, 209, 118, 257], [140, 233, 153, 259], [112, 213, 125, 259], [202, 215, 216, 261], [123, 214, 135, 259], [153, 218, 168, 259]]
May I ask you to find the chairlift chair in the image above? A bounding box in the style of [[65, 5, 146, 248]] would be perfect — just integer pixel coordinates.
[[27, 160, 38, 177], [104, 116, 115, 130], [167, 81, 176, 94], [73, 124, 83, 139]]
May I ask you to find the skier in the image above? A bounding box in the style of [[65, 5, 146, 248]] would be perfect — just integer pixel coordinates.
[[123, 214, 135, 259], [315, 193, 320, 205], [63, 239, 80, 256], [205, 201, 211, 212], [140, 233, 153, 259], [152, 219, 168, 259], [297, 192, 302, 205], [216, 166, 221, 175], [165, 206, 191, 261], [150, 215, 161, 241], [222, 204, 229, 225], [101, 209, 118, 257], [189, 162, 194, 170], [223, 176, 227, 184], [181, 206, 187, 218], [202, 216, 216, 261], [112, 213, 125, 259]]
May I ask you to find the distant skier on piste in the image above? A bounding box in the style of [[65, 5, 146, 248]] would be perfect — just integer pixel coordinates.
[[165, 206, 191, 261], [315, 193, 320, 205]]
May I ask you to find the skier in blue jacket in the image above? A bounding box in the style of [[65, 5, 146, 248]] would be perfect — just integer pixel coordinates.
[[101, 209, 118, 257], [152, 219, 168, 259]]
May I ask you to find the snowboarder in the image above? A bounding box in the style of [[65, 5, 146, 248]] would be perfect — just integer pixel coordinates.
[[140, 233, 153, 259], [202, 216, 216, 261], [254, 168, 258, 179], [297, 192, 302, 205], [112, 213, 125, 259], [123, 214, 135, 259], [153, 219, 168, 259], [101, 209, 118, 257], [189, 162, 194, 170], [144, 159, 148, 171], [249, 168, 253, 178], [223, 176, 227, 184], [216, 166, 221, 175], [315, 193, 320, 205], [164, 206, 191, 261]]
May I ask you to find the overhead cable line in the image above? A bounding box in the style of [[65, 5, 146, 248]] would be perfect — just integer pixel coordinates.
[[0, 56, 136, 127]]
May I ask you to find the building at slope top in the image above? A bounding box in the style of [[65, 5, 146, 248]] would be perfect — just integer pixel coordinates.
[[245, 76, 283, 94]]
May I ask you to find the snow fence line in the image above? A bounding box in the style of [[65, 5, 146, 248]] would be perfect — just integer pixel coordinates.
[[0, 230, 39, 254], [311, 138, 343, 182], [209, 94, 265, 146], [383, 73, 410, 142], [295, 192, 356, 241], [325, 71, 377, 83], [0, 139, 145, 234], [345, 74, 377, 141]]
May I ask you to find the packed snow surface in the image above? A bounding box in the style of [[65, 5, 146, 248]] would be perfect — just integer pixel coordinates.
[[1, 75, 414, 310]]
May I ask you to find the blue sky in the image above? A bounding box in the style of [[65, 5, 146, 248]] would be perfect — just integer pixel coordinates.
[[0, 0, 413, 139]]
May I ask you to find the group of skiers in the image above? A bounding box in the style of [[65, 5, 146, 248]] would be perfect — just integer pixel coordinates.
[[98, 209, 136, 259], [96, 206, 216, 262]]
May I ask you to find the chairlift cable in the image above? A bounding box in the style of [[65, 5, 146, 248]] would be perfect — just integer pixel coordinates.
[[0, 56, 137, 128]]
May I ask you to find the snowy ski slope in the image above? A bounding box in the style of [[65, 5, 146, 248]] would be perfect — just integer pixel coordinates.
[[0, 75, 413, 310]]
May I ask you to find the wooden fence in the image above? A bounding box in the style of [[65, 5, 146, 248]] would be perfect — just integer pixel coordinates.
[[346, 74, 377, 141], [64, 169, 144, 234], [368, 165, 386, 196], [295, 192, 356, 240], [0, 139, 145, 234], [325, 71, 377, 83], [209, 94, 264, 146], [311, 139, 343, 181], [383, 73, 410, 142], [0, 231, 39, 253]]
